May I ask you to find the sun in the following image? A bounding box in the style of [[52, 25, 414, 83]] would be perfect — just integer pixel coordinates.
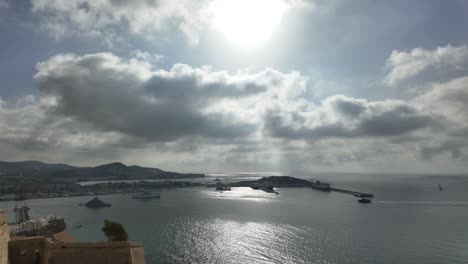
[[212, 0, 287, 47]]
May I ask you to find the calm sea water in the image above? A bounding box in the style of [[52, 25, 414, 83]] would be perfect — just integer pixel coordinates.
[[1, 175, 468, 264]]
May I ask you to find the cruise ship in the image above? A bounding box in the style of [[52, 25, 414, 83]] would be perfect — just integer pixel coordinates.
[[310, 180, 331, 191]]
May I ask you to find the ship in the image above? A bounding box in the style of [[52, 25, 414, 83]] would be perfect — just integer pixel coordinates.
[[358, 198, 372, 203], [10, 202, 66, 237], [81, 196, 112, 207], [132, 191, 161, 199], [310, 180, 331, 191], [215, 182, 231, 191]]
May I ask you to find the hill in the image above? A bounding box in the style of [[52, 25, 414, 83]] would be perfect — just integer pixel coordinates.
[[0, 160, 204, 183]]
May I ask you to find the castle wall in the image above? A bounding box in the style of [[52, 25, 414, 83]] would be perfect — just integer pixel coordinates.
[[0, 210, 10, 264], [50, 241, 145, 264], [8, 237, 145, 264]]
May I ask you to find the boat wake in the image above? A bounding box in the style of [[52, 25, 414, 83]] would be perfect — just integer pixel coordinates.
[[374, 201, 468, 206]]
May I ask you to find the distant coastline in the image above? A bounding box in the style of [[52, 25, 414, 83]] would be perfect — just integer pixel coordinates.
[[0, 174, 325, 201], [0, 160, 205, 201]]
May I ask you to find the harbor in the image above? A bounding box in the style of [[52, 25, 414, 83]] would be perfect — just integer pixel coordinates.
[[1, 175, 465, 264], [330, 188, 374, 198]]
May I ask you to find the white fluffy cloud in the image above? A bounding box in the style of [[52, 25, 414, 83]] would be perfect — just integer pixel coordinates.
[[31, 0, 211, 43], [30, 0, 309, 44], [1, 51, 467, 171], [264, 95, 435, 140], [33, 52, 308, 141], [384, 44, 468, 86]]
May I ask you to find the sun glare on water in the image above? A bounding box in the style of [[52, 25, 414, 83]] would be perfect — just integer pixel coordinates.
[[212, 0, 287, 47]]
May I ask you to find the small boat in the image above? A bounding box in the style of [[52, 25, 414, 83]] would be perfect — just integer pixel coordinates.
[[82, 196, 112, 207], [438, 184, 444, 191], [354, 193, 374, 198], [132, 191, 161, 199], [358, 198, 372, 203]]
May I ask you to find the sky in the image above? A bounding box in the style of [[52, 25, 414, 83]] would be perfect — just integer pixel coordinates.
[[1, 0, 468, 174]]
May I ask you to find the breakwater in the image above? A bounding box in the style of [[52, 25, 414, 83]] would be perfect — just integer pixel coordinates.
[[331, 188, 374, 198]]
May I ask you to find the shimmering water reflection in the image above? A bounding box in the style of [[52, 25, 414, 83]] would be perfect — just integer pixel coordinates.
[[201, 187, 276, 202], [160, 218, 318, 264], [2, 176, 468, 263]]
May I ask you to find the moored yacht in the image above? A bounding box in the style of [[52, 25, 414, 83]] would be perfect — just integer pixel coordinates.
[[82, 196, 112, 207]]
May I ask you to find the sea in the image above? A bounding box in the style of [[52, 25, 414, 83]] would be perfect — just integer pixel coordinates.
[[1, 174, 468, 264]]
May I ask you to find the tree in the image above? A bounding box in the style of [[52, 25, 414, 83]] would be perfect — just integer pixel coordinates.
[[101, 219, 128, 242]]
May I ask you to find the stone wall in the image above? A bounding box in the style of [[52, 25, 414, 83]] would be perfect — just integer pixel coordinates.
[[8, 237, 46, 264], [0, 210, 10, 264], [9, 237, 145, 264], [50, 241, 145, 264]]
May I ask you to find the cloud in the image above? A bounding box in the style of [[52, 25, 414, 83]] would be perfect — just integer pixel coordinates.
[[29, 0, 308, 45], [1, 50, 468, 171], [421, 140, 465, 160], [33, 52, 307, 142], [263, 94, 435, 140], [384, 44, 468, 86], [0, 95, 129, 150], [414, 75, 468, 123], [0, 0, 8, 9]]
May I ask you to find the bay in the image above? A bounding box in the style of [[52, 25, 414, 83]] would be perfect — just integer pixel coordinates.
[[1, 175, 468, 264]]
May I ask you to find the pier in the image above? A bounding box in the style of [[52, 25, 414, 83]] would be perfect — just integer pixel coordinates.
[[330, 188, 374, 198]]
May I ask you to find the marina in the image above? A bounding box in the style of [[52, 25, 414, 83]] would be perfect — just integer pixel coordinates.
[[1, 176, 465, 264]]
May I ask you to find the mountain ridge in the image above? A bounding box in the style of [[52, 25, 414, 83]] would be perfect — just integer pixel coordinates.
[[0, 160, 204, 183]]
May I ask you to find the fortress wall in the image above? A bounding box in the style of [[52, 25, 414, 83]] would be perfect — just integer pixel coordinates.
[[50, 241, 145, 264], [0, 210, 10, 264], [9, 237, 145, 264]]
